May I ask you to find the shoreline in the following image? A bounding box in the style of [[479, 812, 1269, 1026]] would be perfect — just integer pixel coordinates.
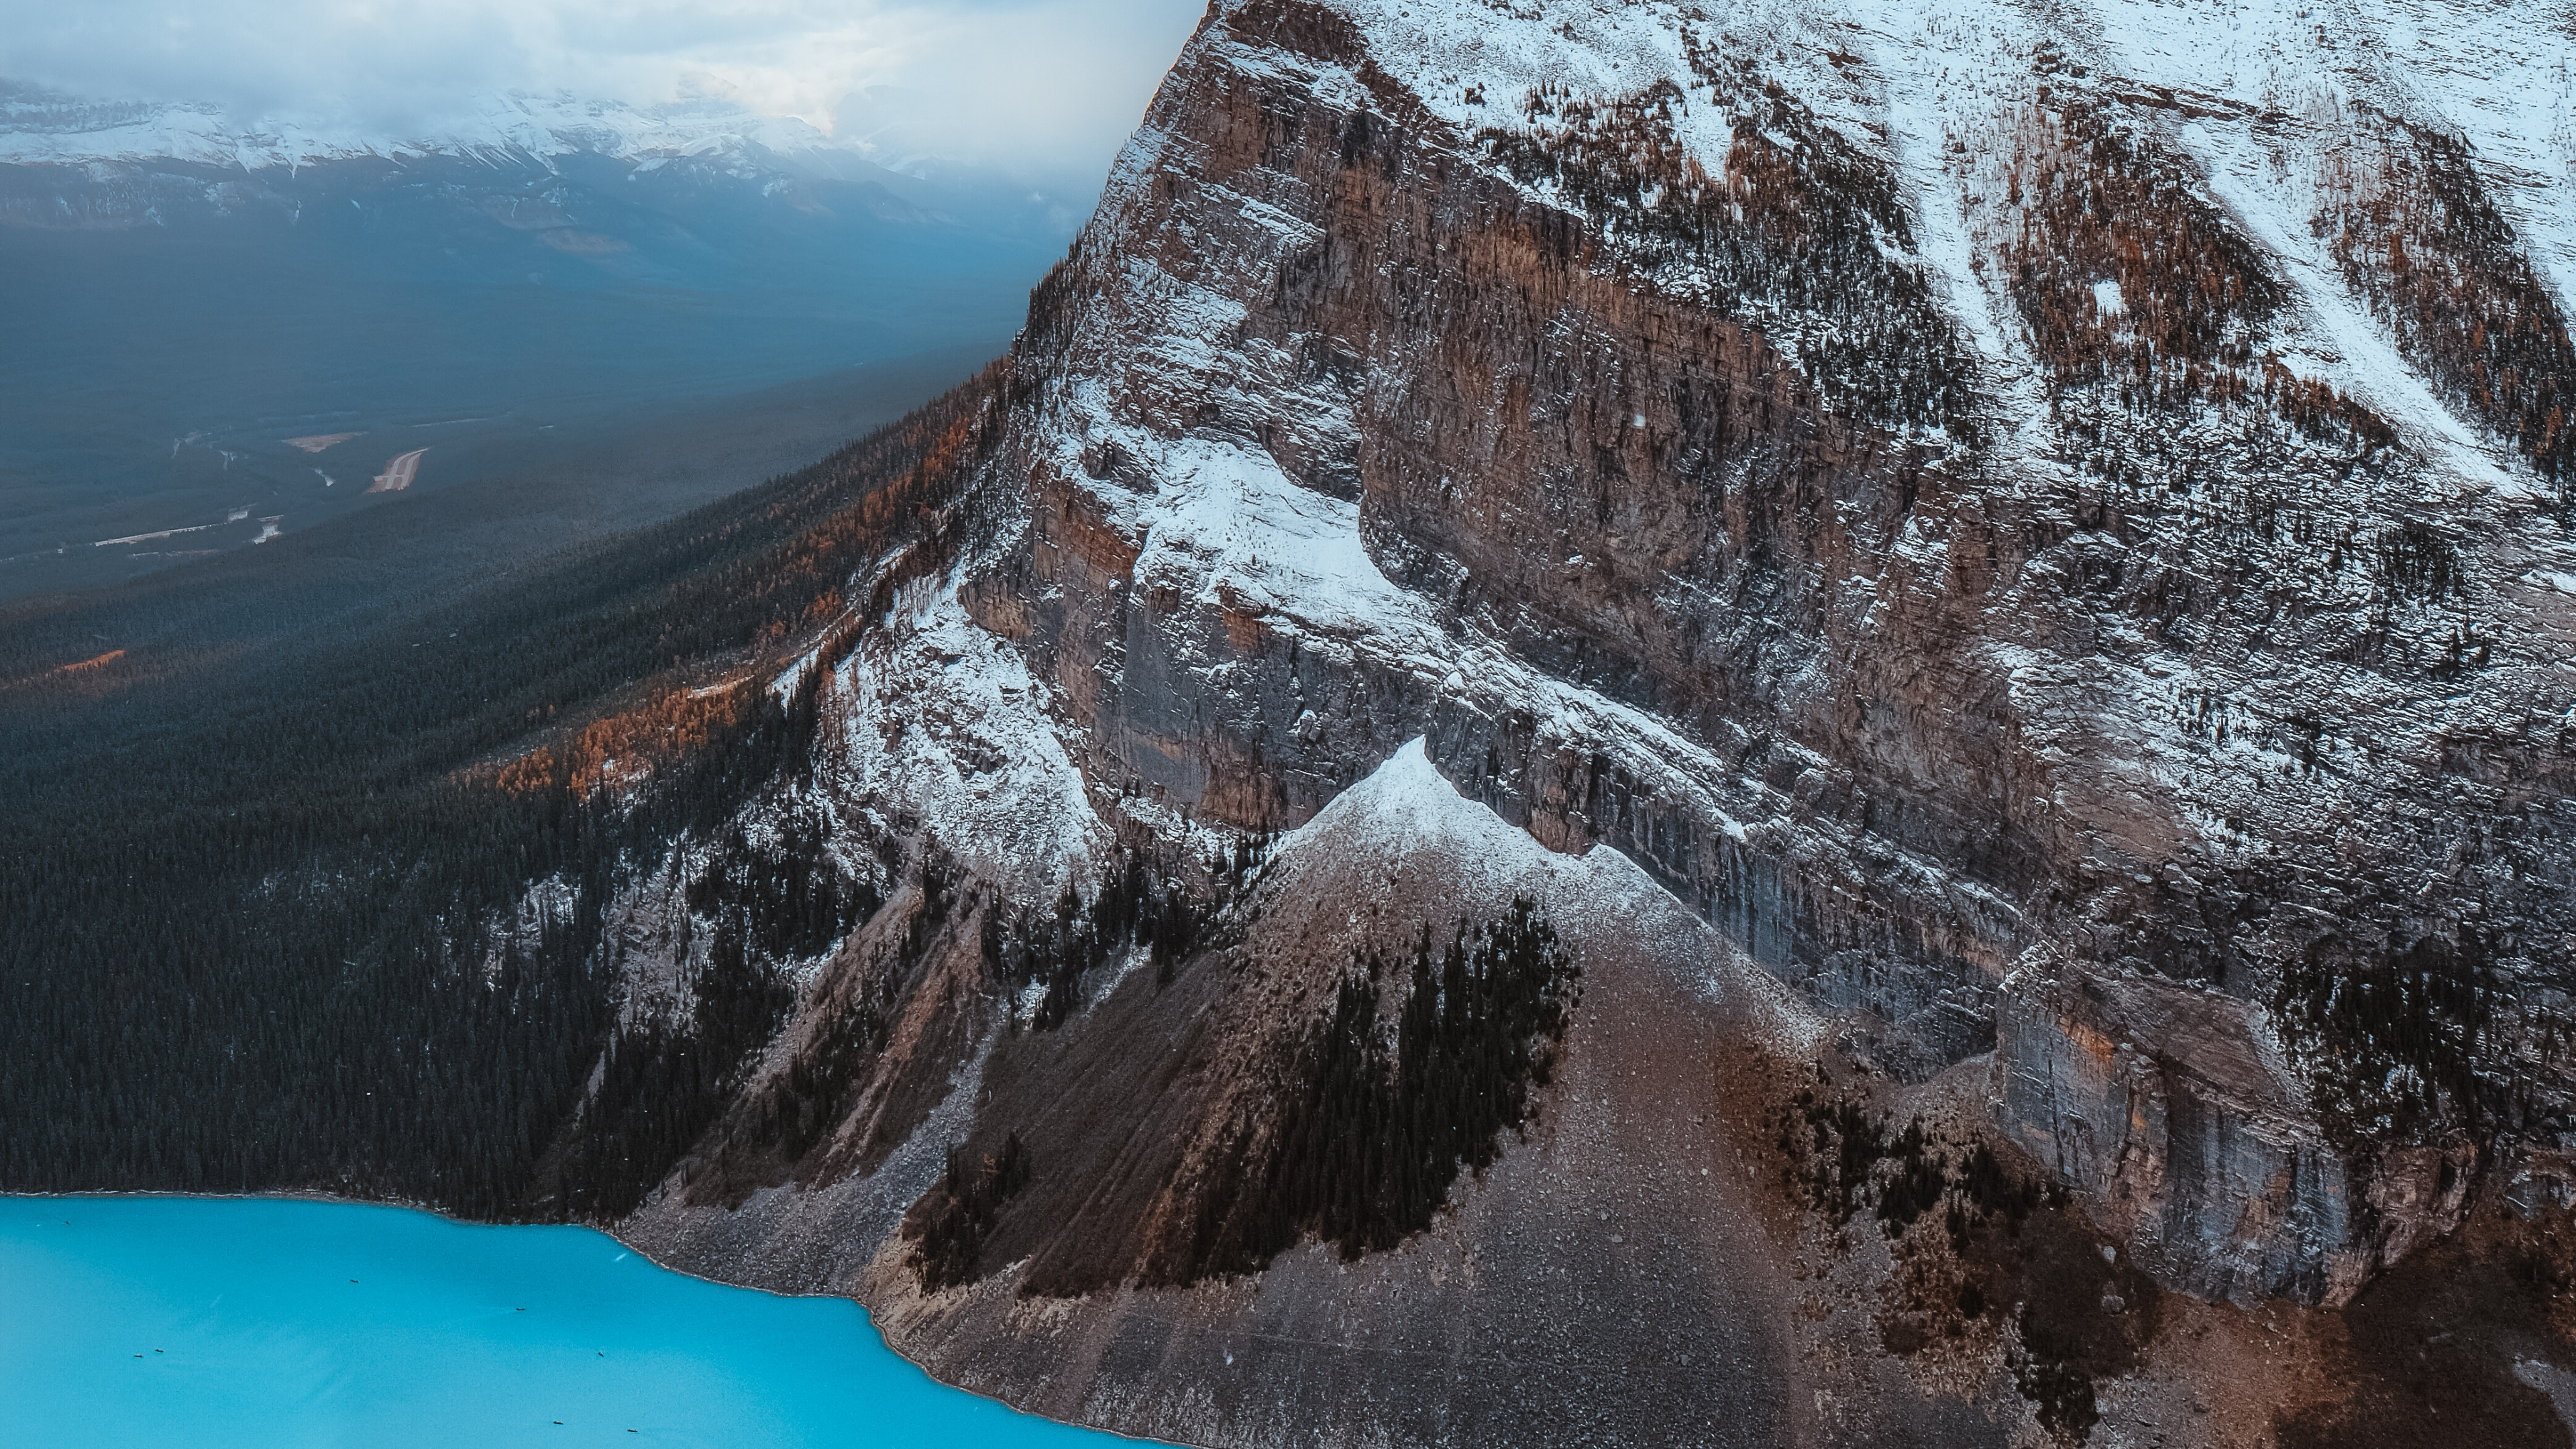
[[4, 1187, 1183, 1449]]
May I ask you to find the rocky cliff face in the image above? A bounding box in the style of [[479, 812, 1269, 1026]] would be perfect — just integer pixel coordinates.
[[565, 1, 2576, 1443]]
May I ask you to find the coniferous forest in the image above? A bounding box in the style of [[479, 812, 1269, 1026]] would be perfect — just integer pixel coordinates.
[[1167, 900, 1582, 1282], [0, 362, 1012, 1217]]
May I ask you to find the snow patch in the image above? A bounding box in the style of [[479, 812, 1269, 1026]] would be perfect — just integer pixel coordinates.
[[828, 583, 1105, 900]]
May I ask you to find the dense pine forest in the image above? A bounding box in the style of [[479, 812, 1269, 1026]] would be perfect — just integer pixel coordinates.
[[1166, 901, 1582, 1283], [0, 360, 1012, 1217]]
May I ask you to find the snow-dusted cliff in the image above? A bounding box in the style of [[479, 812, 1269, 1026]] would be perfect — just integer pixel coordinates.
[[465, 1, 2576, 1443]]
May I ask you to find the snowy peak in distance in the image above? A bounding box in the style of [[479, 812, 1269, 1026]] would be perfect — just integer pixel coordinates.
[[0, 81, 882, 176]]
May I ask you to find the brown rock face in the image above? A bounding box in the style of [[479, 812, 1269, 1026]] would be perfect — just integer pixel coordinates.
[[604, 1, 2576, 1444], [978, 0, 2573, 1279]]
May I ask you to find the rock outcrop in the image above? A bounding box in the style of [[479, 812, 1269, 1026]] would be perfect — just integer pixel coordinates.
[[580, 1, 2576, 1442]]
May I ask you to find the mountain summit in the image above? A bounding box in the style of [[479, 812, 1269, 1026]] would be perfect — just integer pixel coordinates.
[[11, 1, 2576, 1444]]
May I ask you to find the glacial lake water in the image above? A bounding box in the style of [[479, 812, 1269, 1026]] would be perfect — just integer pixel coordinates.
[[1, 1195, 1132, 1448]]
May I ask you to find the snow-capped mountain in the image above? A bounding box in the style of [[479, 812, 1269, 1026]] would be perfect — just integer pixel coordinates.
[[0, 76, 1091, 239], [0, 81, 890, 178], [13, 1, 2576, 1445], [586, 0, 2576, 1440]]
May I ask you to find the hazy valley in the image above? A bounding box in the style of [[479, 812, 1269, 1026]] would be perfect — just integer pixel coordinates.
[[0, 84, 1070, 599]]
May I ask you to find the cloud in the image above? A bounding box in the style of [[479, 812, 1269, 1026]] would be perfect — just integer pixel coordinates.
[[0, 0, 1207, 186]]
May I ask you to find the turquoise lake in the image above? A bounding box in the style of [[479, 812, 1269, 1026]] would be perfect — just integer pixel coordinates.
[[0, 1195, 1133, 1448]]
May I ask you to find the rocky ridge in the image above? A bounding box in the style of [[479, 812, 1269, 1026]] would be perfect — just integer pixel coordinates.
[[517, 0, 2576, 1443]]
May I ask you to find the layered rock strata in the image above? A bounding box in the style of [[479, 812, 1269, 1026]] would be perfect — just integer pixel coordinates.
[[591, 1, 2576, 1442]]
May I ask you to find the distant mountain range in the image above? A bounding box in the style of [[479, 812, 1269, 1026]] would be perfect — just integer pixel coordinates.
[[0, 80, 1069, 598], [0, 79, 1079, 239], [1, 81, 940, 182]]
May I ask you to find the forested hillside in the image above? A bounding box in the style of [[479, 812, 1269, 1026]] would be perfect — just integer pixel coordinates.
[[0, 361, 1010, 1215]]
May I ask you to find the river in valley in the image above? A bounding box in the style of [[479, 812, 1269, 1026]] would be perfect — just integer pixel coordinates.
[[0, 1195, 1130, 1448]]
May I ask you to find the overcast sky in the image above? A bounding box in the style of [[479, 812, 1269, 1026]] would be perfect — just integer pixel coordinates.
[[0, 0, 1208, 184]]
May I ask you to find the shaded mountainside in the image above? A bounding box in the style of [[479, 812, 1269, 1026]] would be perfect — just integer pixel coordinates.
[[11, 1, 2576, 1446]]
